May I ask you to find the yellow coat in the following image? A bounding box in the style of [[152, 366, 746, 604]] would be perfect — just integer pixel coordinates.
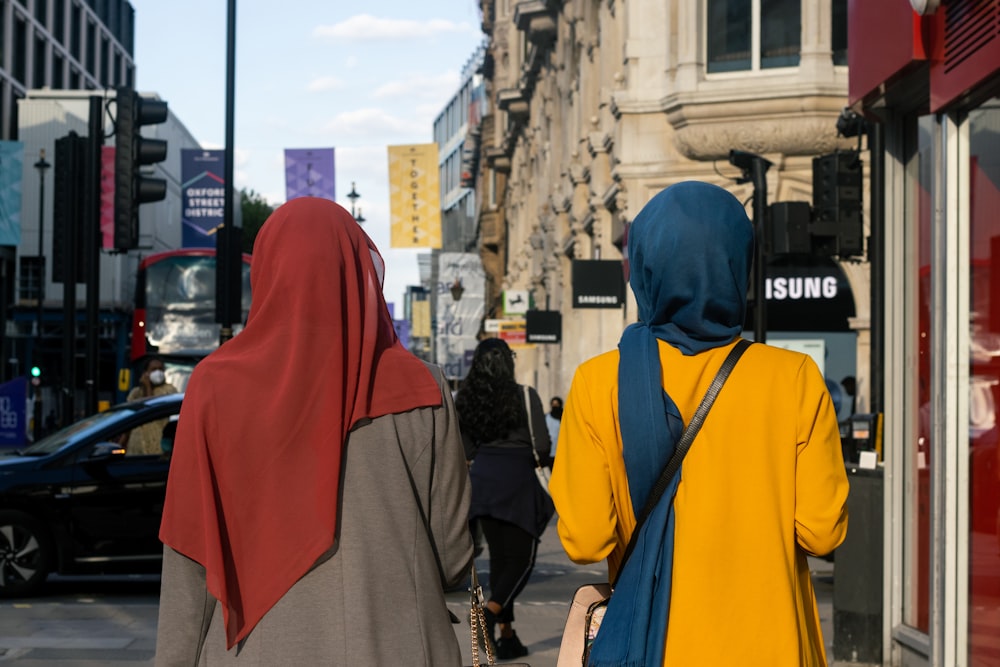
[[549, 339, 849, 667]]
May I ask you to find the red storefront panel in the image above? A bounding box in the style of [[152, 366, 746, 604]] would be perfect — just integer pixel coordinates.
[[848, 0, 931, 108], [928, 0, 1000, 112]]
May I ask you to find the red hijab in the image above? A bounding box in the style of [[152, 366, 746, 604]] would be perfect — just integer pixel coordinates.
[[159, 197, 442, 648]]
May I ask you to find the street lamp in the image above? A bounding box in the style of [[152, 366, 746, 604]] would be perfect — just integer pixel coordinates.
[[346, 181, 366, 224], [33, 150, 49, 342], [33, 149, 50, 442]]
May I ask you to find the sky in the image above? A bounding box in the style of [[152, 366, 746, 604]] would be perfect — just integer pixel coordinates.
[[133, 1, 486, 310]]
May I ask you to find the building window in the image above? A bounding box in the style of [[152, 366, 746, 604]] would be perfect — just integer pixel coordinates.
[[52, 52, 64, 87], [967, 98, 1000, 664], [13, 14, 27, 84], [34, 0, 46, 25], [0, 2, 6, 70], [706, 0, 801, 73], [70, 3, 80, 59], [85, 20, 95, 73], [832, 0, 847, 66], [19, 257, 44, 303], [100, 35, 109, 86], [54, 0, 65, 44], [34, 34, 47, 88]]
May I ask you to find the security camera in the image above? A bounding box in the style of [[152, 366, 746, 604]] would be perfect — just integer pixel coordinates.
[[728, 149, 759, 173]]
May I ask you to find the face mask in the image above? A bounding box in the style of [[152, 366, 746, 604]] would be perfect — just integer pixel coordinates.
[[149, 370, 166, 386], [551, 406, 563, 420]]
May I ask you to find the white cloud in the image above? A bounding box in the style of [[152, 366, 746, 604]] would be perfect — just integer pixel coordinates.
[[307, 76, 345, 93], [314, 14, 476, 40], [323, 108, 429, 139], [372, 71, 460, 101]]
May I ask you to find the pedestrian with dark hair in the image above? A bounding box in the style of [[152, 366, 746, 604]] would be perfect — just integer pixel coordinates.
[[455, 337, 554, 659], [550, 181, 849, 666], [546, 396, 563, 458]]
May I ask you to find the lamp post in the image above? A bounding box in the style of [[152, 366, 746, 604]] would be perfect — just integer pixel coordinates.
[[33, 149, 50, 441], [346, 181, 366, 224]]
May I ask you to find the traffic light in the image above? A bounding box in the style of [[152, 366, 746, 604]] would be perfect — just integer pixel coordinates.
[[30, 366, 41, 378], [812, 150, 864, 259], [52, 132, 87, 283], [114, 87, 168, 250]]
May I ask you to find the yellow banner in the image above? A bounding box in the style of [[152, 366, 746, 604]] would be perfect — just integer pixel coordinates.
[[388, 143, 441, 248], [412, 300, 431, 338]]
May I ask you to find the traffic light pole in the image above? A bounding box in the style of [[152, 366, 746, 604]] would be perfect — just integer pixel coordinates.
[[83, 96, 102, 416], [56, 134, 80, 428], [218, 0, 240, 344], [729, 150, 773, 344]]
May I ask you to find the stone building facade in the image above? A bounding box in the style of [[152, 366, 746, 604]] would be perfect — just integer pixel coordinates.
[[474, 0, 869, 409]]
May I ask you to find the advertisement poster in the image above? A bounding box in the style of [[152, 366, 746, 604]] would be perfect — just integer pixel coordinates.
[[0, 141, 24, 246], [435, 252, 484, 380], [181, 149, 225, 248], [388, 143, 441, 248], [284, 148, 335, 202], [0, 377, 27, 448], [100, 146, 115, 248]]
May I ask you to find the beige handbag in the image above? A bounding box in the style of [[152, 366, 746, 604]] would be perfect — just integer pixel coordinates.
[[556, 583, 612, 667]]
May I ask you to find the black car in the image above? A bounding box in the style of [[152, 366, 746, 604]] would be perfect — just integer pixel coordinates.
[[0, 393, 183, 597]]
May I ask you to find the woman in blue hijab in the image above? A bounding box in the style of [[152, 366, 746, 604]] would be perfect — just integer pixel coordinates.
[[550, 181, 849, 666]]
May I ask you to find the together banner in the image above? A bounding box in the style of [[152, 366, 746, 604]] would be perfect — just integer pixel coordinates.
[[388, 143, 441, 249]]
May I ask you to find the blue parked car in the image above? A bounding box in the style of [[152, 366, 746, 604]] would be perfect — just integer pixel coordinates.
[[0, 393, 183, 597]]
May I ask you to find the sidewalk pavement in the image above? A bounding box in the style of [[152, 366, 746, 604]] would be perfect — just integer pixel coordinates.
[[446, 518, 837, 667], [0, 518, 836, 666]]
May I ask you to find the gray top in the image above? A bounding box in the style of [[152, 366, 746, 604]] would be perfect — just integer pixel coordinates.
[[154, 364, 473, 666]]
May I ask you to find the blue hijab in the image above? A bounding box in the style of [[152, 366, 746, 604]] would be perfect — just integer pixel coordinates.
[[588, 182, 753, 667]]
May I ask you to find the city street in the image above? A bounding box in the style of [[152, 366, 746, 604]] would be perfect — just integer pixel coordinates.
[[0, 517, 835, 666]]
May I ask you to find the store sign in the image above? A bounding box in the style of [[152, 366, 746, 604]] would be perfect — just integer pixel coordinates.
[[498, 319, 527, 344], [504, 290, 530, 315], [572, 260, 626, 308], [760, 259, 855, 332], [526, 310, 561, 344]]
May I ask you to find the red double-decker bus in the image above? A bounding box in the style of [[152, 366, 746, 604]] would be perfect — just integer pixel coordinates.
[[131, 249, 252, 392]]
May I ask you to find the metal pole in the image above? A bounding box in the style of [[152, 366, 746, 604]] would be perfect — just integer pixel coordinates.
[[83, 96, 102, 415], [868, 121, 884, 415], [751, 158, 769, 344], [219, 0, 237, 345], [33, 150, 49, 440]]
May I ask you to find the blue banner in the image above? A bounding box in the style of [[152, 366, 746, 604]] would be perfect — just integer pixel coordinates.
[[0, 141, 24, 246], [181, 149, 226, 248], [284, 148, 335, 202], [0, 377, 28, 448]]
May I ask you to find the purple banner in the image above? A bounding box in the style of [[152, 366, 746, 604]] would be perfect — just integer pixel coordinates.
[[181, 149, 226, 248], [284, 148, 335, 202], [0, 377, 28, 448]]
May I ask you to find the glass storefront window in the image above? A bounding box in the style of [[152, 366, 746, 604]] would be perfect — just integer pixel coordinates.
[[967, 97, 1000, 665], [903, 115, 935, 633]]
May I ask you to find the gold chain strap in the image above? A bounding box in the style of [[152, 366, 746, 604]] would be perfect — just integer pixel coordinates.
[[469, 566, 495, 666]]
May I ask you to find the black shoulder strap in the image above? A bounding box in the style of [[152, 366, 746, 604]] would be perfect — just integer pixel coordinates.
[[613, 338, 752, 586]]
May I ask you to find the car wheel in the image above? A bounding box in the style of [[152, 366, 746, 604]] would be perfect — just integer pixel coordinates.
[[0, 510, 52, 597]]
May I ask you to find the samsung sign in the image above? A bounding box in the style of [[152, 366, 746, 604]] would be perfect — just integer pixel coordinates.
[[572, 260, 626, 309], [765, 276, 838, 300], [758, 259, 855, 332]]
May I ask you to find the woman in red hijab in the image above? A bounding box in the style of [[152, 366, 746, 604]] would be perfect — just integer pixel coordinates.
[[155, 197, 473, 665]]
